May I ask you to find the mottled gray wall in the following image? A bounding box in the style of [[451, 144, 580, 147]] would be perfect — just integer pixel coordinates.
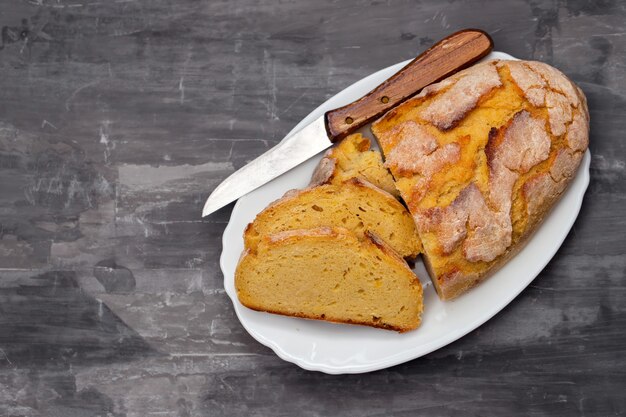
[[0, 0, 625, 416]]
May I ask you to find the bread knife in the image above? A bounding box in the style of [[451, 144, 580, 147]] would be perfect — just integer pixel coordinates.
[[202, 29, 493, 217]]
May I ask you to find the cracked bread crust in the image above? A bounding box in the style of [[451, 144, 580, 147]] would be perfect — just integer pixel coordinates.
[[372, 59, 589, 300], [420, 61, 502, 130]]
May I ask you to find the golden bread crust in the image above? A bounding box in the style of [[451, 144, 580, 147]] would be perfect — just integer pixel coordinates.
[[420, 61, 502, 130], [372, 59, 589, 300]]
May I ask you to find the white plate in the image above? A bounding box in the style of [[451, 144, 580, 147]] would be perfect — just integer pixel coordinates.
[[220, 51, 591, 374]]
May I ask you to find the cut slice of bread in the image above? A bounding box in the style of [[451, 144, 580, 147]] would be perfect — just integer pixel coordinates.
[[235, 227, 423, 332], [244, 178, 422, 258], [310, 133, 400, 198]]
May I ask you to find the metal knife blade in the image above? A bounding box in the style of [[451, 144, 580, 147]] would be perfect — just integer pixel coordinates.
[[202, 29, 494, 217], [202, 117, 329, 217]]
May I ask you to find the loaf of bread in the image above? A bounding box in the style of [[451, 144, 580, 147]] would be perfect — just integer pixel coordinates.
[[310, 133, 400, 197], [244, 177, 421, 258], [372, 59, 589, 300], [235, 227, 423, 332]]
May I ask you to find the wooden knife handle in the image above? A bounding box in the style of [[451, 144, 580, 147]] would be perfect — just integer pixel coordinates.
[[324, 29, 493, 142]]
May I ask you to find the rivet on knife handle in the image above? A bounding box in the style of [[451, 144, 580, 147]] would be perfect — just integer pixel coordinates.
[[324, 28, 494, 142]]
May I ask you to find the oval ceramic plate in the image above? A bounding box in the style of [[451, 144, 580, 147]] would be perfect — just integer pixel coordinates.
[[220, 52, 591, 374]]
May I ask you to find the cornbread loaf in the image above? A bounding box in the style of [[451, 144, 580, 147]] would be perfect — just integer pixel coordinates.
[[310, 133, 400, 197], [372, 59, 589, 300], [244, 177, 421, 258], [235, 227, 423, 332]]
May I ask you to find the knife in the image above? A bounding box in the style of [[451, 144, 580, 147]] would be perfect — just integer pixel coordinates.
[[202, 29, 493, 217]]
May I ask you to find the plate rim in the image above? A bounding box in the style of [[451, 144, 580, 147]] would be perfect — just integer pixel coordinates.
[[218, 52, 591, 374]]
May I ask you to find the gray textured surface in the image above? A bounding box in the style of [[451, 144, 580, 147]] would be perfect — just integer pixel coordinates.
[[0, 0, 625, 416]]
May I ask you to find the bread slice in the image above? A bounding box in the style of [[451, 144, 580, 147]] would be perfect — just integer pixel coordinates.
[[310, 133, 400, 198], [235, 227, 423, 332], [244, 178, 421, 258], [372, 59, 589, 300]]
